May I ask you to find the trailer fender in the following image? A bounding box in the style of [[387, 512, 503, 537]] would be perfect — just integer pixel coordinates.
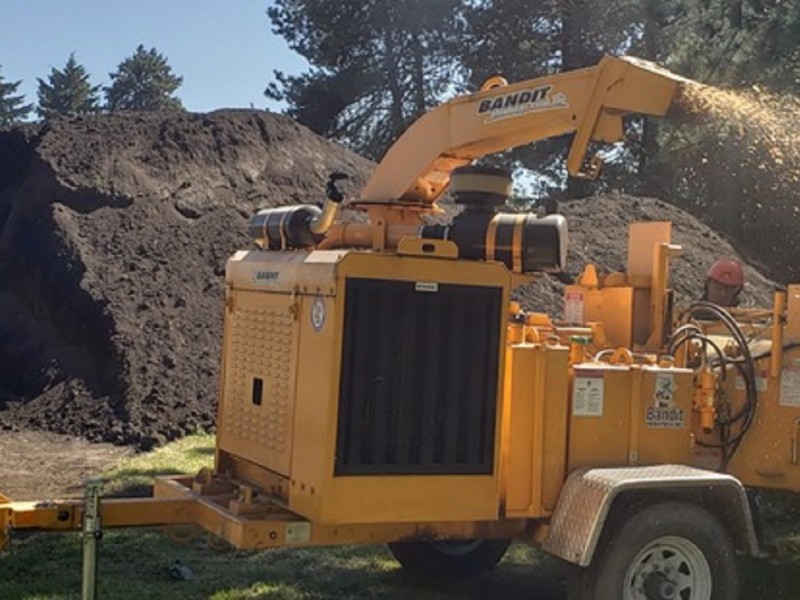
[[542, 464, 758, 566]]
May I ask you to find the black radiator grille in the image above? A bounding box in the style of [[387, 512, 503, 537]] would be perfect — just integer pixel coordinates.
[[335, 277, 502, 475]]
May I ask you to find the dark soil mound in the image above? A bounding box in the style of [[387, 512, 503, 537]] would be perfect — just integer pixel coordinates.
[[0, 111, 779, 448], [0, 110, 372, 448], [518, 194, 778, 315]]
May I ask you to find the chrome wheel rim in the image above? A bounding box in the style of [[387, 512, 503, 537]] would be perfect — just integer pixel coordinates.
[[624, 536, 712, 600]]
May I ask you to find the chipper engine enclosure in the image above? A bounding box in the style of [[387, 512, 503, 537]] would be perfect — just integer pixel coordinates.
[[218, 247, 513, 524]]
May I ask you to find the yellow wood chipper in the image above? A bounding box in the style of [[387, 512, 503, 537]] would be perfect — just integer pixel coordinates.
[[4, 55, 799, 600]]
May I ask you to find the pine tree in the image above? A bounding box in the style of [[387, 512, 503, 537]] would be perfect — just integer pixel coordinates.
[[459, 0, 646, 198], [0, 64, 32, 126], [36, 53, 101, 120], [266, 0, 465, 160], [664, 0, 800, 93], [105, 45, 183, 111]]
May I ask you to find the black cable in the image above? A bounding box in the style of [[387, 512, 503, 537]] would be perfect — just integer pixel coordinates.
[[680, 302, 759, 469], [672, 332, 729, 381]]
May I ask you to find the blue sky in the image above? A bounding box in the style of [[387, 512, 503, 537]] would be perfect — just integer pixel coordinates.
[[0, 0, 308, 113]]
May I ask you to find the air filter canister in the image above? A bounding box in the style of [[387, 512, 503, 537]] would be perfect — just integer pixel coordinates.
[[247, 205, 322, 250], [423, 212, 567, 273], [449, 165, 513, 210]]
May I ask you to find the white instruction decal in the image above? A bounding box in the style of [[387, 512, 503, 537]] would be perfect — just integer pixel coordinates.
[[654, 373, 675, 407], [286, 522, 311, 544], [647, 372, 684, 428], [564, 292, 584, 325], [573, 372, 604, 417], [780, 357, 800, 407], [415, 281, 439, 293], [735, 367, 768, 393]]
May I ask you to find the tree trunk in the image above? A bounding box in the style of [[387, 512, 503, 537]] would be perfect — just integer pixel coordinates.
[[412, 36, 426, 117], [638, 0, 664, 176], [382, 27, 405, 137], [561, 0, 598, 197]]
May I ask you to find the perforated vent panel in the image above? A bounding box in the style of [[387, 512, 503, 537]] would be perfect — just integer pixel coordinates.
[[219, 292, 297, 476]]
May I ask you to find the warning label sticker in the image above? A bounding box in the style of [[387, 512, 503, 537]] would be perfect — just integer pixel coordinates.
[[286, 522, 311, 544], [780, 357, 800, 407], [734, 367, 768, 393], [654, 373, 675, 407], [573, 372, 604, 417], [647, 372, 685, 428], [564, 292, 584, 325]]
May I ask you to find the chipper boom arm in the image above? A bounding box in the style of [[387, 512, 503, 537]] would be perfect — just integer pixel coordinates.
[[360, 55, 689, 206]]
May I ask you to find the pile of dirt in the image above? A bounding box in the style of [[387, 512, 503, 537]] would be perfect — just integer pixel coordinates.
[[518, 193, 778, 315], [0, 111, 778, 448], [0, 110, 372, 448]]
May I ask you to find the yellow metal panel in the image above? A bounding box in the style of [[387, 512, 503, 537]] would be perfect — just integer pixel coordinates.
[[288, 292, 341, 521], [286, 252, 510, 524], [506, 345, 538, 515], [565, 285, 634, 347], [217, 289, 299, 476], [541, 347, 570, 511], [505, 344, 569, 518], [724, 351, 800, 489], [786, 284, 800, 342], [568, 365, 632, 471], [226, 249, 345, 295], [627, 222, 671, 280], [568, 363, 693, 472], [635, 366, 694, 465], [321, 476, 500, 523]]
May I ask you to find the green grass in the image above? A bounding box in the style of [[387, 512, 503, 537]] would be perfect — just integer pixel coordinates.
[[2, 435, 800, 599], [100, 433, 215, 496], [0, 533, 566, 600]]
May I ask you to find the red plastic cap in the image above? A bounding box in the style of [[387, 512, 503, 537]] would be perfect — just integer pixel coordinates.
[[707, 258, 744, 287]]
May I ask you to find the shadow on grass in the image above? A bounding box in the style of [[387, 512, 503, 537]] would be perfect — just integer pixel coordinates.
[[739, 554, 800, 599], [102, 467, 187, 498], [187, 446, 215, 457], [0, 534, 568, 600]]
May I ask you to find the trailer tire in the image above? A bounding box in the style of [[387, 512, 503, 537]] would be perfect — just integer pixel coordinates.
[[569, 501, 738, 600], [388, 538, 510, 577]]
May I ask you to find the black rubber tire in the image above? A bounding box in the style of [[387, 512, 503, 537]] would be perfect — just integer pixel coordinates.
[[388, 538, 511, 577], [568, 501, 738, 600]]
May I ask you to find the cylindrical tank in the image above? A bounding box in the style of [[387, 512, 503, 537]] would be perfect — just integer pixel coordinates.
[[421, 166, 568, 273], [247, 205, 322, 250]]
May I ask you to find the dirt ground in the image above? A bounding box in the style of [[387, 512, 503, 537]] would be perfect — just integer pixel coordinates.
[[0, 430, 131, 500]]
